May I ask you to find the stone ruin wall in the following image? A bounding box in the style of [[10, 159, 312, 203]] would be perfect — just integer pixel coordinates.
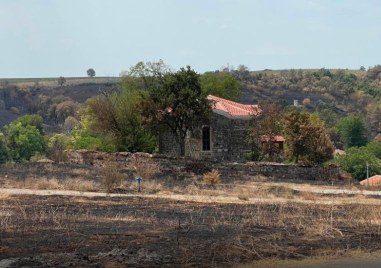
[[65, 149, 340, 182]]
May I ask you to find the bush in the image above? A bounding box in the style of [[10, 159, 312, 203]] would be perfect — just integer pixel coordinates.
[[5, 122, 46, 161], [100, 161, 124, 192], [337, 147, 381, 181], [0, 132, 9, 164], [366, 141, 381, 159], [203, 170, 221, 185], [128, 154, 159, 180], [70, 129, 117, 153], [48, 134, 71, 162]]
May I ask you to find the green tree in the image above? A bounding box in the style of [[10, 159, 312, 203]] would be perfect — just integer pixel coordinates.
[[87, 68, 96, 77], [365, 141, 381, 159], [337, 146, 381, 181], [0, 132, 9, 164], [122, 60, 170, 90], [200, 72, 241, 101], [70, 128, 117, 153], [5, 122, 46, 161], [85, 85, 155, 153], [284, 110, 334, 164], [336, 115, 368, 148], [142, 66, 212, 156]]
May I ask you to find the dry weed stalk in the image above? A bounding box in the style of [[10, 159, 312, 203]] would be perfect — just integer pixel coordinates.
[[203, 170, 221, 185]]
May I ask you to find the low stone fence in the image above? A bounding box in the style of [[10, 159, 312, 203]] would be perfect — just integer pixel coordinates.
[[65, 150, 340, 181]]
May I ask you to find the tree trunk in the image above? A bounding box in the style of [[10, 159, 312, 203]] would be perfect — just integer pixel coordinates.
[[179, 138, 186, 156]]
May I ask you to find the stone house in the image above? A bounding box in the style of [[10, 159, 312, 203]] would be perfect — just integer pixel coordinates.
[[159, 95, 285, 161]]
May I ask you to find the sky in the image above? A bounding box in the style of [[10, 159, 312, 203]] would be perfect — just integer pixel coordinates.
[[1, 0, 381, 78]]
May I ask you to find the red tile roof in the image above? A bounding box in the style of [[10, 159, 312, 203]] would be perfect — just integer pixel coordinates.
[[207, 95, 260, 117], [360, 175, 381, 186], [261, 135, 286, 142]]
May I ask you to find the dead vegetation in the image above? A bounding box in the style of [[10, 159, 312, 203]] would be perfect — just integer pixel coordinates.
[[203, 169, 221, 185], [100, 161, 124, 192], [3, 162, 381, 266], [2, 194, 381, 267], [2, 177, 96, 192]]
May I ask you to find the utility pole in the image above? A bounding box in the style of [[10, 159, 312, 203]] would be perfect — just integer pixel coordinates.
[[366, 161, 369, 179]]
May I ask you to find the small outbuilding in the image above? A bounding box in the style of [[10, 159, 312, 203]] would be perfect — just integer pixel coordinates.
[[360, 175, 381, 186]]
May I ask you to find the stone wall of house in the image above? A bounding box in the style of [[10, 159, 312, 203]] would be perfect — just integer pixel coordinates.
[[65, 150, 340, 182], [159, 131, 181, 157], [159, 113, 252, 161]]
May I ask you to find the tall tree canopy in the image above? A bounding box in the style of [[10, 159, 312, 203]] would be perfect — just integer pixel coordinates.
[[87, 68, 96, 77], [284, 110, 334, 164], [84, 86, 155, 153], [142, 66, 212, 156], [200, 72, 241, 101], [336, 114, 368, 149]]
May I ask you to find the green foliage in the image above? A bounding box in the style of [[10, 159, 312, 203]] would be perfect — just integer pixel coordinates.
[[5, 122, 46, 161], [284, 110, 334, 165], [85, 85, 156, 153], [337, 146, 381, 181], [87, 68, 96, 77], [70, 129, 117, 153], [200, 72, 241, 100], [0, 132, 9, 164], [142, 66, 212, 156], [336, 115, 368, 149], [13, 114, 44, 134], [122, 60, 170, 90], [365, 141, 381, 159]]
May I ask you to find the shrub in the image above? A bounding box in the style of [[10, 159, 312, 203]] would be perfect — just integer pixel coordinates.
[[5, 122, 46, 161], [203, 170, 221, 185], [128, 154, 159, 180], [100, 161, 124, 192], [0, 132, 9, 164], [337, 146, 381, 181], [48, 134, 71, 162]]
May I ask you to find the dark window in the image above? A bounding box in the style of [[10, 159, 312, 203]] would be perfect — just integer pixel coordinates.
[[202, 126, 210, 151]]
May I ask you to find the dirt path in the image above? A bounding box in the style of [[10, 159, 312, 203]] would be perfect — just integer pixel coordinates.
[[1, 186, 381, 206]]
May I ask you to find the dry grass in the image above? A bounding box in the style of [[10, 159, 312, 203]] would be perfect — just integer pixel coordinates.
[[100, 161, 124, 192], [128, 155, 160, 180], [0, 192, 10, 199], [11, 178, 96, 192], [203, 169, 221, 185], [241, 250, 381, 268], [2, 191, 381, 266], [300, 191, 318, 201]]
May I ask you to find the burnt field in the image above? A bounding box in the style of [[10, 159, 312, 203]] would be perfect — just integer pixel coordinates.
[[1, 194, 381, 267]]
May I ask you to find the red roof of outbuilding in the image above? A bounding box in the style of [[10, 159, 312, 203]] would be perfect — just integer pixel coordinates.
[[261, 135, 286, 142], [360, 175, 381, 186], [207, 95, 260, 117]]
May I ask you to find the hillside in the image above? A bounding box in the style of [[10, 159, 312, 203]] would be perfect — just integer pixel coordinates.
[[0, 78, 117, 130], [1, 66, 381, 137]]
